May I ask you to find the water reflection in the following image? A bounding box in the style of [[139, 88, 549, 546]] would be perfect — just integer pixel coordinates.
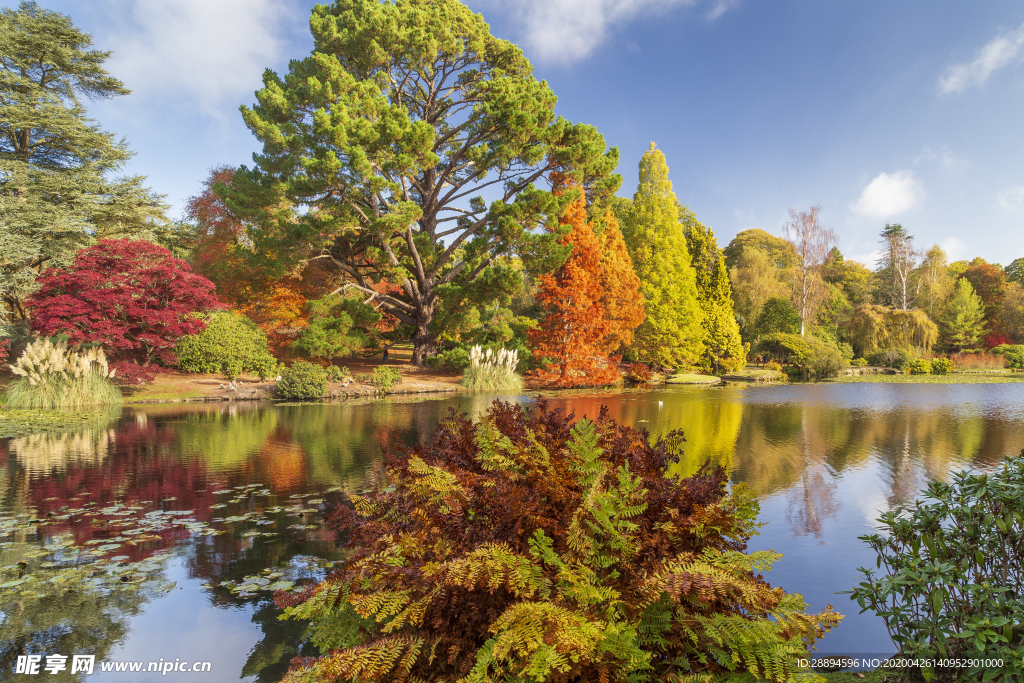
[[1, 383, 1023, 677]]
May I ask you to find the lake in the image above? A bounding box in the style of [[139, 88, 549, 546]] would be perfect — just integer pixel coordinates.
[[3, 382, 1024, 681]]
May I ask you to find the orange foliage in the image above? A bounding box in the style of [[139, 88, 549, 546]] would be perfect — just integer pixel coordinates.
[[597, 207, 645, 354], [187, 168, 403, 358], [528, 181, 622, 387]]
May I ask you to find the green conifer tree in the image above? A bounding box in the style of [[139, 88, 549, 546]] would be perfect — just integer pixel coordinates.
[[683, 209, 745, 372], [0, 1, 169, 322], [941, 278, 986, 352], [621, 143, 704, 368]]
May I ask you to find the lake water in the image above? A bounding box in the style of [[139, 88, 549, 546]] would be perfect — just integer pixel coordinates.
[[3, 383, 1024, 680]]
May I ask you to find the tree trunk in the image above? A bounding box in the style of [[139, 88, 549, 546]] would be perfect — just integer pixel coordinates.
[[410, 302, 437, 367]]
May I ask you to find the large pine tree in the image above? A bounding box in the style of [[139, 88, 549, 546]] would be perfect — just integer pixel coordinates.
[[529, 182, 621, 387], [620, 143, 704, 368], [683, 209, 745, 372], [0, 1, 168, 322]]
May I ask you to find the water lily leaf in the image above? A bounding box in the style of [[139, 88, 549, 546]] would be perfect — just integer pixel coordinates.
[[0, 578, 30, 588], [266, 581, 295, 591]]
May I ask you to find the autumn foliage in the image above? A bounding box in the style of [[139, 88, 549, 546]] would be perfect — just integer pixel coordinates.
[[26, 239, 220, 367], [279, 401, 840, 682], [529, 183, 642, 387]]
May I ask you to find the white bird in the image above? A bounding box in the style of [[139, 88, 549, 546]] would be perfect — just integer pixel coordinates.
[[658, 401, 663, 407], [275, 375, 282, 382]]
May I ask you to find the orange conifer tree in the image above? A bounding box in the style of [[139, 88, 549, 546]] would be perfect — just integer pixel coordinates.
[[528, 183, 621, 387], [596, 207, 645, 354]]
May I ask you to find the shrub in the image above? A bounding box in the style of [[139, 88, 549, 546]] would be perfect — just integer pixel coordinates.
[[930, 357, 952, 375], [624, 361, 652, 383], [370, 366, 400, 393], [280, 401, 841, 682], [275, 362, 326, 400], [867, 347, 916, 370], [850, 357, 868, 367], [992, 344, 1024, 370], [5, 339, 121, 409], [849, 455, 1024, 683], [764, 360, 783, 372], [27, 239, 220, 366], [0, 337, 8, 364], [426, 346, 471, 372], [325, 365, 348, 382], [176, 312, 280, 379], [755, 332, 811, 366], [460, 345, 524, 392], [909, 358, 932, 375], [110, 360, 158, 386], [954, 351, 1006, 372], [804, 336, 845, 378]]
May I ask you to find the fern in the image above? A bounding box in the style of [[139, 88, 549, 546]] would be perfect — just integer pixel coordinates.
[[282, 401, 841, 683]]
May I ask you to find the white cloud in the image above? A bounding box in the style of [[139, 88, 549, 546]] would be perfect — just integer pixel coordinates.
[[852, 171, 924, 219], [96, 0, 304, 116], [475, 0, 735, 64], [913, 145, 963, 171], [940, 236, 966, 260], [996, 185, 1024, 213], [939, 23, 1024, 94]]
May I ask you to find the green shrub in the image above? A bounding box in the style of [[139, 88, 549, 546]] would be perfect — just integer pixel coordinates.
[[764, 360, 782, 372], [275, 362, 327, 400], [281, 401, 841, 682], [867, 347, 916, 370], [849, 455, 1024, 683], [850, 357, 868, 367], [222, 359, 242, 381], [992, 344, 1024, 370], [909, 358, 932, 375], [176, 312, 280, 379], [755, 333, 811, 366], [804, 336, 845, 378], [931, 357, 952, 375], [325, 365, 348, 383], [5, 339, 121, 409], [460, 345, 524, 392], [370, 366, 401, 393], [426, 346, 471, 372]]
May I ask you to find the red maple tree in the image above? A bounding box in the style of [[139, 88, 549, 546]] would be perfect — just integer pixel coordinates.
[[528, 181, 621, 387], [27, 239, 221, 368]]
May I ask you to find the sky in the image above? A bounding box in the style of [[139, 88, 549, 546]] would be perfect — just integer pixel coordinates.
[[10, 0, 1024, 267]]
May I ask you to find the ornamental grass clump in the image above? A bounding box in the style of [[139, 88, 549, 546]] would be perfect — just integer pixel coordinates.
[[849, 454, 1024, 683], [460, 345, 524, 392], [5, 339, 121, 409], [278, 401, 841, 682]]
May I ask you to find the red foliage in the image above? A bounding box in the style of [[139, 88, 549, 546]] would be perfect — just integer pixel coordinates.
[[0, 337, 8, 364], [27, 239, 221, 366], [528, 181, 620, 387], [110, 360, 160, 385], [983, 332, 1011, 349]]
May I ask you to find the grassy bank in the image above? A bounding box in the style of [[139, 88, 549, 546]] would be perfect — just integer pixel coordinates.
[[829, 372, 1023, 384]]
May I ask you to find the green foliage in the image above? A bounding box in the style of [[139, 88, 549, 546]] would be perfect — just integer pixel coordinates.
[[427, 346, 472, 372], [370, 366, 400, 393], [992, 345, 1024, 370], [223, 0, 619, 364], [755, 333, 810, 365], [722, 228, 798, 271], [4, 338, 121, 408], [755, 297, 800, 337], [850, 357, 868, 367], [275, 362, 326, 400], [291, 293, 383, 360], [842, 304, 938, 358], [909, 359, 932, 375], [804, 336, 845, 378], [176, 312, 280, 379], [325, 365, 348, 382], [941, 279, 986, 353], [867, 347, 916, 371], [621, 144, 705, 368], [281, 401, 841, 682], [0, 2, 171, 320], [930, 358, 952, 375], [848, 455, 1024, 683], [1007, 257, 1024, 285]]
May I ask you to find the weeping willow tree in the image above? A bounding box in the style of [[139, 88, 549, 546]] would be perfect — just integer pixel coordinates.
[[842, 304, 938, 358]]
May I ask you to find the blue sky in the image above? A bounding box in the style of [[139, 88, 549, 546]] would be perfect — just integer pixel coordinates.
[[12, 0, 1024, 266]]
